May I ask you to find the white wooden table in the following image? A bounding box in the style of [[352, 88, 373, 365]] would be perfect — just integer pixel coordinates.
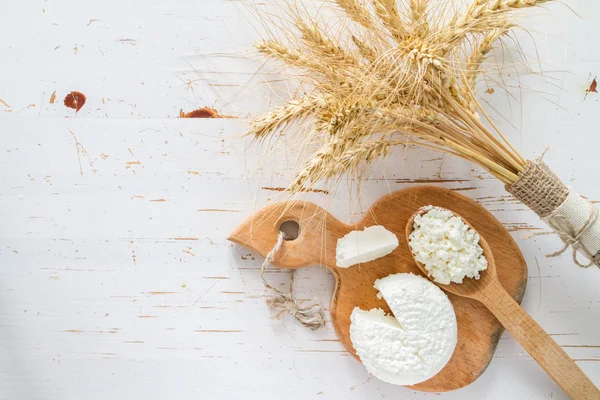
[[1, 1, 599, 399]]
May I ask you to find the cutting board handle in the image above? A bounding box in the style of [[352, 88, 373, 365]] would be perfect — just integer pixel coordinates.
[[228, 201, 349, 269]]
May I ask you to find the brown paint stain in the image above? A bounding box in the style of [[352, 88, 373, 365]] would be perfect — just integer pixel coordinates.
[[201, 356, 231, 359], [0, 99, 11, 108], [146, 292, 177, 295], [126, 161, 141, 165], [262, 186, 330, 195], [187, 170, 200, 175], [349, 376, 374, 391], [505, 223, 541, 232], [220, 291, 245, 295], [179, 107, 234, 119], [64, 91, 86, 112], [149, 199, 166, 202], [396, 178, 468, 184], [117, 38, 137, 45], [132, 250, 137, 264], [183, 248, 196, 257], [171, 237, 199, 241], [485, 88, 495, 94], [295, 350, 348, 353], [87, 19, 98, 26], [138, 315, 157, 319], [100, 153, 109, 160], [64, 330, 83, 333], [587, 77, 598, 93], [54, 45, 61, 50], [49, 91, 57, 104], [73, 44, 78, 55], [180, 107, 217, 118], [69, 130, 84, 176]]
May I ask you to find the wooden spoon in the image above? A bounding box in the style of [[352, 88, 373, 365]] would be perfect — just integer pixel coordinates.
[[406, 207, 600, 400]]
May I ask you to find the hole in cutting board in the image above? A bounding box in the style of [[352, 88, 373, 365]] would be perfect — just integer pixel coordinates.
[[279, 220, 300, 241]]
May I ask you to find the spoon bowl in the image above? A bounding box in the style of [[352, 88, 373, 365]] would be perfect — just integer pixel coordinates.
[[405, 207, 496, 300]]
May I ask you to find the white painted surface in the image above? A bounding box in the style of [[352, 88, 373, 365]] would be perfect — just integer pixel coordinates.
[[1, 1, 599, 399]]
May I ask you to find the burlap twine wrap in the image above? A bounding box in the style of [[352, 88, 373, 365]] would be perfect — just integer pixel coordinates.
[[506, 161, 600, 268]]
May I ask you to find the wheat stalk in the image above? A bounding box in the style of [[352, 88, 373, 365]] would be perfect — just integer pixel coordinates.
[[250, 94, 330, 138], [335, 0, 376, 29], [409, 0, 429, 35], [249, 0, 551, 192]]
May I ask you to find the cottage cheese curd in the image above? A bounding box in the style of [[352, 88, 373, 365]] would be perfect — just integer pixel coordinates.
[[408, 206, 488, 284]]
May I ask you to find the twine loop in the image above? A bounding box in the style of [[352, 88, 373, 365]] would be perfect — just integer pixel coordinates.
[[260, 231, 326, 331], [523, 202, 599, 268]]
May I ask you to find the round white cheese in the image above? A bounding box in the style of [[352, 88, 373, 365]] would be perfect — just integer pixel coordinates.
[[350, 273, 457, 386]]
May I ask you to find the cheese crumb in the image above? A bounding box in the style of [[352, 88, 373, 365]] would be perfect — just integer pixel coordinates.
[[350, 273, 457, 385], [408, 206, 487, 285], [336, 225, 399, 268]]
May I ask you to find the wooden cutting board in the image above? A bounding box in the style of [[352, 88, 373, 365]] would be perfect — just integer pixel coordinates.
[[228, 186, 527, 392]]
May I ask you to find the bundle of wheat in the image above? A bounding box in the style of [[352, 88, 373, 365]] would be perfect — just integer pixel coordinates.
[[249, 0, 600, 268]]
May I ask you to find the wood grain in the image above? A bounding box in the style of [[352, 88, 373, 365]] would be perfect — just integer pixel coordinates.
[[228, 186, 528, 392]]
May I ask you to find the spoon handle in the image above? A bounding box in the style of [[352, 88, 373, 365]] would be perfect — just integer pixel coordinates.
[[479, 281, 600, 400]]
